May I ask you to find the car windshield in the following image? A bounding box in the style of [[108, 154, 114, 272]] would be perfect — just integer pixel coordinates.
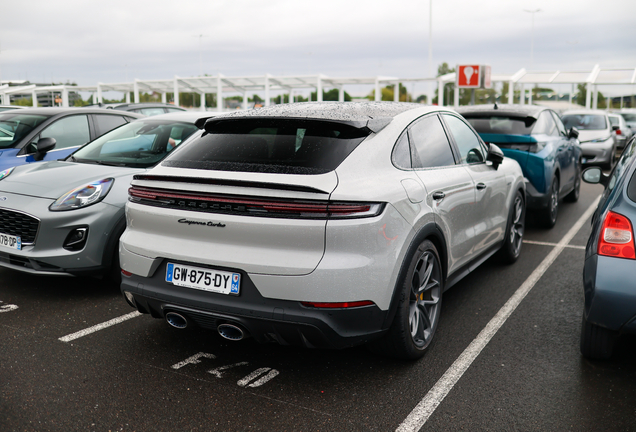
[[162, 118, 371, 174], [464, 116, 535, 135], [561, 114, 607, 131], [0, 113, 51, 148], [620, 113, 636, 122], [70, 119, 199, 168]]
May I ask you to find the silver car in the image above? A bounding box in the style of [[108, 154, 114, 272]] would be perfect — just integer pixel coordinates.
[[608, 112, 634, 149], [120, 102, 526, 360], [0, 111, 206, 279], [562, 109, 618, 170]]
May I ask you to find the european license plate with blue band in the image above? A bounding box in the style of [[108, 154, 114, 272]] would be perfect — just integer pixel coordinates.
[[166, 262, 240, 295]]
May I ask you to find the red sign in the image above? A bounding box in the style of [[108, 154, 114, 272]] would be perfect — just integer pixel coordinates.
[[457, 65, 481, 88]]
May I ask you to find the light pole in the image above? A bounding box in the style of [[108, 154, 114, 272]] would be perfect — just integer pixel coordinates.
[[523, 9, 541, 69], [193, 34, 208, 76], [428, 0, 433, 105]]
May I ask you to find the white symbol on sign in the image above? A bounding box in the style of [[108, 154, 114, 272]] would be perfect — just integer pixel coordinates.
[[463, 66, 474, 85], [0, 301, 18, 313]]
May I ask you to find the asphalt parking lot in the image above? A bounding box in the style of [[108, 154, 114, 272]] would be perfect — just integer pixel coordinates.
[[2, 181, 636, 431]]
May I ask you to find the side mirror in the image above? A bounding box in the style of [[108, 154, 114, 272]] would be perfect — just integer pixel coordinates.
[[486, 143, 504, 169], [568, 127, 579, 139], [612, 125, 620, 131], [582, 166, 609, 187], [34, 137, 56, 161]]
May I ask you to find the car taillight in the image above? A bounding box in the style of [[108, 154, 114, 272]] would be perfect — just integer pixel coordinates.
[[616, 129, 622, 135], [128, 186, 384, 219], [598, 211, 636, 259]]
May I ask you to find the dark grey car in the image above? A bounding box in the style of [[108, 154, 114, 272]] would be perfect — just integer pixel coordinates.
[[580, 135, 636, 359]]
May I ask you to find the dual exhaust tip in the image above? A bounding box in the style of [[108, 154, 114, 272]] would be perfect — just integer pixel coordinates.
[[164, 311, 247, 341]]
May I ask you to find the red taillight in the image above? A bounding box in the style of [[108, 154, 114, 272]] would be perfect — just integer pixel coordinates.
[[300, 300, 374, 308], [121, 269, 133, 277], [598, 211, 636, 259], [616, 129, 622, 135]]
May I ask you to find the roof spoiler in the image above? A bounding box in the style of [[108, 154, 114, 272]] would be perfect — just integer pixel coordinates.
[[197, 116, 393, 134]]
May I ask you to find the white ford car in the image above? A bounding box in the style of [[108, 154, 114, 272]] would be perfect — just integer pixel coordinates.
[[119, 102, 526, 359]]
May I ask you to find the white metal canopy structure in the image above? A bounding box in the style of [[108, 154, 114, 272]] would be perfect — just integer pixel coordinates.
[[95, 74, 438, 111], [1, 65, 634, 109]]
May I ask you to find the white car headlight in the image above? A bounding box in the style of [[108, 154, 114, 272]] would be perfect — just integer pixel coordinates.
[[0, 167, 15, 181], [49, 178, 114, 211]]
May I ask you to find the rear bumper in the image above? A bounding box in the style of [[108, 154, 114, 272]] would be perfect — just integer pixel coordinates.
[[583, 254, 636, 333], [121, 261, 389, 349], [524, 179, 550, 210], [580, 141, 613, 165]]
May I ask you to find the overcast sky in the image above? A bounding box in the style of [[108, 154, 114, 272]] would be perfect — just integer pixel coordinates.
[[1, 0, 635, 97]]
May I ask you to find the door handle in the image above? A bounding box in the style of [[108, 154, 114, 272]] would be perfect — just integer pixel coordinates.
[[432, 191, 446, 200], [476, 183, 487, 190]]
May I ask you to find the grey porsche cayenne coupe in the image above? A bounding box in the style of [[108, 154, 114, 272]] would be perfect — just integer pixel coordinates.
[[119, 102, 526, 359]]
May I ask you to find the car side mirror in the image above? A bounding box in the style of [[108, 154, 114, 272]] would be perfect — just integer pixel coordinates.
[[34, 137, 56, 161], [486, 143, 504, 169], [568, 127, 579, 139], [582, 166, 609, 187], [612, 125, 620, 131]]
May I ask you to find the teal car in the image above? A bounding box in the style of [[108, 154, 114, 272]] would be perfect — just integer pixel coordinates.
[[458, 104, 582, 228]]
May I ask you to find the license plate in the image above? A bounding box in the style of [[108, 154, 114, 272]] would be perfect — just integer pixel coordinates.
[[0, 233, 21, 250], [166, 263, 240, 295]]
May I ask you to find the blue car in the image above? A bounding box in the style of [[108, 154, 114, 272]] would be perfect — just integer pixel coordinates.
[[0, 108, 143, 171], [580, 135, 636, 359], [457, 104, 582, 228]]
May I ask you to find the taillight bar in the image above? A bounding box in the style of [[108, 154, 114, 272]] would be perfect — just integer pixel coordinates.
[[301, 300, 375, 308], [128, 186, 384, 219], [598, 210, 636, 259]]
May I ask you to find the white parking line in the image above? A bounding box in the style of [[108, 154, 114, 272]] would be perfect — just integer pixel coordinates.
[[58, 311, 142, 342], [396, 196, 601, 432], [523, 240, 586, 250]]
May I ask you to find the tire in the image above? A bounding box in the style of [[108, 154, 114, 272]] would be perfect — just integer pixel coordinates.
[[540, 177, 559, 229], [580, 316, 617, 360], [564, 161, 581, 203], [498, 190, 525, 264], [108, 247, 122, 286], [371, 240, 443, 360]]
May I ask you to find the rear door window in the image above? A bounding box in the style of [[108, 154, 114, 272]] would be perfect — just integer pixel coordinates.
[[442, 114, 485, 164], [408, 115, 456, 168], [93, 114, 128, 137], [40, 115, 90, 149], [163, 118, 371, 174]]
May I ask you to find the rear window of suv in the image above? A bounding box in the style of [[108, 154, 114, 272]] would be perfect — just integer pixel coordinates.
[[162, 118, 371, 174], [464, 116, 535, 135]]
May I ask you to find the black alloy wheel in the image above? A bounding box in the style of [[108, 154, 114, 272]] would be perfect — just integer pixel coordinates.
[[371, 240, 443, 360], [541, 177, 559, 228], [499, 190, 525, 264], [408, 248, 442, 349]]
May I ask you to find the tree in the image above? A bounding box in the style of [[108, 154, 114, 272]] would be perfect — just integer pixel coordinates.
[[576, 84, 587, 106], [309, 88, 352, 102], [433, 62, 456, 105], [366, 84, 412, 102]]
